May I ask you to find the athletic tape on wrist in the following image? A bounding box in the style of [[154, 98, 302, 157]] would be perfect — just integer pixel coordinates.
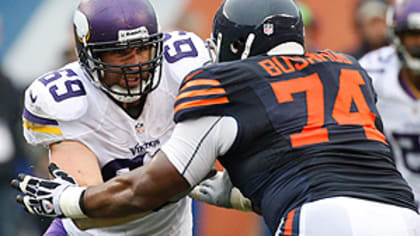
[[60, 186, 87, 219]]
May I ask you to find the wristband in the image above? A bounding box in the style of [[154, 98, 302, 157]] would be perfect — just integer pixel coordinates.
[[60, 186, 87, 219]]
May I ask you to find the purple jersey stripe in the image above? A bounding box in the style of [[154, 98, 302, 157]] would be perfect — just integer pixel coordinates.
[[23, 108, 59, 126], [43, 218, 67, 236], [398, 75, 417, 100]]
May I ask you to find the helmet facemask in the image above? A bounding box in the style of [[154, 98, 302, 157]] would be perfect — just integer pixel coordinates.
[[394, 32, 420, 74], [79, 32, 163, 103], [206, 32, 223, 63], [387, 2, 420, 74]]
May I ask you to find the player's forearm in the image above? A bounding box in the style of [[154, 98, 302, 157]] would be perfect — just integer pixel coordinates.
[[82, 170, 163, 218], [13, 152, 190, 220]]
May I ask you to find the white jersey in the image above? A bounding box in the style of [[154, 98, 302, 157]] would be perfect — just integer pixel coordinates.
[[22, 31, 211, 236], [359, 46, 420, 205]]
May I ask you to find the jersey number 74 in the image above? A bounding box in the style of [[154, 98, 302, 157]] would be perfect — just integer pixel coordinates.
[[270, 68, 386, 148]]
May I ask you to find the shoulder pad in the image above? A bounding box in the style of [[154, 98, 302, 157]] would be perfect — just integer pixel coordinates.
[[162, 31, 212, 83], [359, 46, 396, 73], [24, 66, 89, 122], [358, 46, 399, 87], [174, 68, 229, 122], [22, 65, 90, 146]]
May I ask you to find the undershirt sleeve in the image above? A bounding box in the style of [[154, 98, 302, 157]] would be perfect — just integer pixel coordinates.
[[161, 116, 238, 186]]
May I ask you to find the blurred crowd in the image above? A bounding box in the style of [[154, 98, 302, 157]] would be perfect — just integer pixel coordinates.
[[0, 0, 408, 235], [350, 0, 389, 58], [0, 13, 52, 236]]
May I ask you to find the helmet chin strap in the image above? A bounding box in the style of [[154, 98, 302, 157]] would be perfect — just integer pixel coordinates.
[[100, 66, 154, 103], [108, 84, 142, 103], [107, 77, 152, 103], [241, 33, 256, 60]]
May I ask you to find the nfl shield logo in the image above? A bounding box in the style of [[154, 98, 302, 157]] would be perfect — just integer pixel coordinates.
[[135, 123, 145, 134], [263, 23, 274, 36]]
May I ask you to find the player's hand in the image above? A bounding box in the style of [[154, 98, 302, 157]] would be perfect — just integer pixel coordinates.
[[189, 170, 233, 208], [190, 170, 253, 212], [11, 163, 78, 218]]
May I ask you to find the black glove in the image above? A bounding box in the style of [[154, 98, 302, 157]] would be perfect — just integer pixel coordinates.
[[11, 163, 78, 217]]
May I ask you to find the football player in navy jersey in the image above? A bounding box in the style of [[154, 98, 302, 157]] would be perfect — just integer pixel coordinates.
[[13, 0, 420, 235]]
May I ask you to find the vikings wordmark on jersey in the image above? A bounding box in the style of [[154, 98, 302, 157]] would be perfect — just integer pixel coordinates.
[[22, 30, 211, 236]]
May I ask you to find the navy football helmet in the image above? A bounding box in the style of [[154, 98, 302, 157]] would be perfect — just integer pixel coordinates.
[[209, 0, 304, 62], [73, 0, 163, 103], [388, 0, 420, 73]]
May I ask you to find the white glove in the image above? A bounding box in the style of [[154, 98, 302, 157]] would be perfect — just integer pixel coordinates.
[[189, 170, 253, 212], [11, 163, 87, 219]]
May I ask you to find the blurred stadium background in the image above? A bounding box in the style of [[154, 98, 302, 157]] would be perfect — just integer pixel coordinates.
[[0, 0, 392, 235]]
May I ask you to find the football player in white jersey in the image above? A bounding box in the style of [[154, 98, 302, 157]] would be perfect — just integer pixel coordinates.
[[20, 0, 211, 235], [359, 0, 420, 208]]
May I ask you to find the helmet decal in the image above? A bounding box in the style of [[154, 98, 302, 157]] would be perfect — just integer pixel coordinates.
[[74, 10, 90, 44], [263, 23, 274, 36]]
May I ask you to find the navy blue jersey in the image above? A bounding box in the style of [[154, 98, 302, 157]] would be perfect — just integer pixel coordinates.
[[174, 50, 416, 232]]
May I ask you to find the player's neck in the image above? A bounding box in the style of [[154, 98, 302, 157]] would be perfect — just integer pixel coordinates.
[[104, 92, 148, 119], [120, 97, 147, 119], [400, 67, 420, 99]]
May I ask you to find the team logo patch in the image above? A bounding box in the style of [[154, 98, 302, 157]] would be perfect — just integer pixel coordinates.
[[30, 90, 38, 103], [263, 23, 274, 36], [74, 10, 91, 43], [119, 26, 149, 42]]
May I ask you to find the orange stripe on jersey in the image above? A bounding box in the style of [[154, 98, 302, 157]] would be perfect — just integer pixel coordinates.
[[179, 79, 221, 92], [174, 97, 229, 114], [175, 88, 227, 103], [184, 69, 204, 82], [284, 209, 296, 236]]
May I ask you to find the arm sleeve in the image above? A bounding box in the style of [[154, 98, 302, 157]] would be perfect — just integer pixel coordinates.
[[161, 116, 238, 186]]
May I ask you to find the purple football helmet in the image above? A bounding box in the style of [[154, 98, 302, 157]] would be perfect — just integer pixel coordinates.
[[209, 0, 304, 62], [73, 0, 163, 103], [388, 0, 420, 73]]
